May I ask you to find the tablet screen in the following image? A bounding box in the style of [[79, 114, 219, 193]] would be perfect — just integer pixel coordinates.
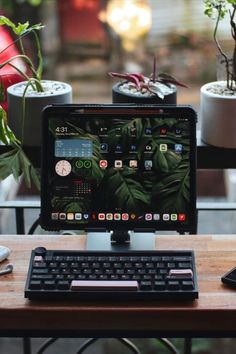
[[41, 105, 196, 233]]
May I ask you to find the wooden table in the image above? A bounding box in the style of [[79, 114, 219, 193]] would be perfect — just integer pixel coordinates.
[[1, 234, 236, 338]]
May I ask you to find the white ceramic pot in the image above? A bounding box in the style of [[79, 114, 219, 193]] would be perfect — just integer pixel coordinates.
[[200, 81, 236, 148], [7, 80, 72, 147]]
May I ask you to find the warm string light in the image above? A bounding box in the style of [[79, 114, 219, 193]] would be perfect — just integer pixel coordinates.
[[100, 0, 152, 51]]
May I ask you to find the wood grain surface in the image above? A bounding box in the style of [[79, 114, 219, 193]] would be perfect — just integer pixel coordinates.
[[0, 234, 236, 337]]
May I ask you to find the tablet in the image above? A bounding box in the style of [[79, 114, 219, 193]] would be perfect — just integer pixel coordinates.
[[40, 104, 197, 234]]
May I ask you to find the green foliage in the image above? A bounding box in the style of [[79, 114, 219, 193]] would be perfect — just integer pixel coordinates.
[[204, 0, 228, 19], [0, 106, 20, 145], [0, 15, 45, 189], [0, 147, 40, 189], [97, 167, 150, 212], [0, 15, 44, 87], [0, 105, 40, 189], [203, 0, 236, 90], [152, 156, 190, 213]]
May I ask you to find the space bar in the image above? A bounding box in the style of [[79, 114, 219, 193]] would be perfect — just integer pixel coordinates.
[[70, 280, 139, 291]]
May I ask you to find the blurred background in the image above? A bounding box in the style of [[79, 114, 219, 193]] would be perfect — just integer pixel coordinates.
[[0, 1, 236, 353]]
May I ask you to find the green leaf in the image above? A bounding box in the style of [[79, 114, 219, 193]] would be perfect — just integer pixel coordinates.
[[0, 15, 44, 36], [97, 167, 150, 212], [0, 16, 29, 35], [151, 158, 190, 213], [0, 147, 40, 189], [0, 106, 20, 145]]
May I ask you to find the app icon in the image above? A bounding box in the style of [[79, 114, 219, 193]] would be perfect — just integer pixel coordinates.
[[59, 213, 66, 220], [130, 144, 137, 152], [160, 128, 167, 135], [145, 128, 152, 135], [160, 144, 167, 152], [163, 214, 170, 221], [83, 213, 89, 220], [99, 127, 107, 135], [153, 213, 160, 221], [106, 213, 113, 220], [67, 213, 74, 220], [171, 213, 178, 221], [130, 213, 136, 220], [122, 213, 129, 221], [114, 213, 121, 220], [55, 160, 72, 176], [99, 160, 108, 169], [175, 128, 182, 136], [144, 160, 152, 170], [75, 213, 82, 220], [114, 160, 123, 168], [100, 143, 108, 152], [115, 127, 121, 136], [75, 160, 92, 169], [83, 160, 92, 169], [129, 160, 138, 168], [51, 213, 59, 220], [130, 127, 137, 136], [91, 213, 97, 220], [98, 213, 105, 220], [115, 144, 122, 152], [175, 144, 183, 153], [179, 213, 186, 222], [145, 145, 152, 151], [145, 213, 153, 221], [75, 160, 84, 169]]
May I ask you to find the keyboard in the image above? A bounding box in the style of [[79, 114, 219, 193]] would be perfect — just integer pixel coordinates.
[[25, 248, 198, 300]]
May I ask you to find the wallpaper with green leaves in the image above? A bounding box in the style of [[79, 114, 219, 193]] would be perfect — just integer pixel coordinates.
[[47, 115, 191, 226]]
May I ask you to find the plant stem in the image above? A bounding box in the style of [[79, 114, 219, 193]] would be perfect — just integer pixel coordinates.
[[33, 30, 43, 81], [152, 56, 156, 83], [214, 6, 231, 88], [18, 36, 26, 57], [230, 6, 236, 89]]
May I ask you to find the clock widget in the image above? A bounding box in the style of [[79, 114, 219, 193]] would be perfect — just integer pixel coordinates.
[[55, 160, 72, 176]]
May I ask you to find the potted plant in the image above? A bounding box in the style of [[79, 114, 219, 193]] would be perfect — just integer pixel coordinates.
[[201, 0, 236, 148], [110, 57, 187, 104], [0, 16, 72, 189]]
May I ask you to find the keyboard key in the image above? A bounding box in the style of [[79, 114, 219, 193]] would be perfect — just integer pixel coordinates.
[[30, 281, 42, 289], [179, 262, 192, 268], [57, 281, 70, 290], [43, 281, 56, 290], [32, 268, 48, 274], [182, 281, 194, 290], [169, 269, 193, 278], [154, 281, 166, 291], [140, 281, 152, 290], [167, 281, 180, 290]]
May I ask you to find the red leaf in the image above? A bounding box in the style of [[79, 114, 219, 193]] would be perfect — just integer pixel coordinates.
[[157, 73, 188, 88]]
